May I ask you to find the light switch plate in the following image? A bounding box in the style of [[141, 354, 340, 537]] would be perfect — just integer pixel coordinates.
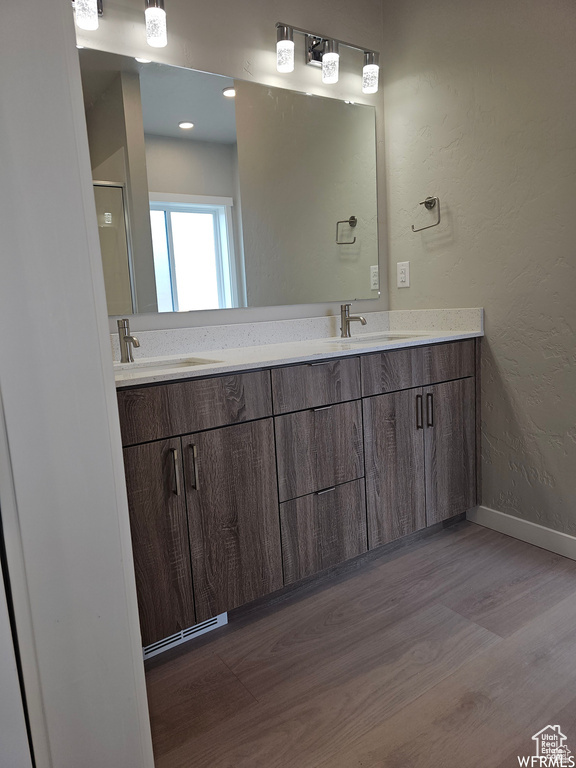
[[397, 261, 410, 288], [370, 265, 379, 290]]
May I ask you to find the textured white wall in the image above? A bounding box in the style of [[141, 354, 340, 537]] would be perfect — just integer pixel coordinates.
[[382, 0, 576, 532], [77, 0, 388, 331]]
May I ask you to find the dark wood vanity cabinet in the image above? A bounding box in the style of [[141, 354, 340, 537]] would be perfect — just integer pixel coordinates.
[[118, 339, 480, 649], [123, 439, 196, 647], [182, 419, 282, 623], [363, 340, 477, 547]]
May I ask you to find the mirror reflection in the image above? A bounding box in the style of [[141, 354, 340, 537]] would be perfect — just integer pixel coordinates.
[[79, 50, 379, 315]]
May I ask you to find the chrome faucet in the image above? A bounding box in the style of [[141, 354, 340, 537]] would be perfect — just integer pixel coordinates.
[[340, 304, 367, 338], [117, 319, 140, 363]]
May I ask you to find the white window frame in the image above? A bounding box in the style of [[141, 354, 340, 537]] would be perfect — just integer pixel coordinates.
[[149, 192, 241, 311]]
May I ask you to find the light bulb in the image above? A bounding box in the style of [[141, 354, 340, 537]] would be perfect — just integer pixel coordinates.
[[145, 0, 167, 48], [362, 52, 379, 94], [322, 41, 339, 85], [276, 25, 294, 73], [75, 0, 99, 31]]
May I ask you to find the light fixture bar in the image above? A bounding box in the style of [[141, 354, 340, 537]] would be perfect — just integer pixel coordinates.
[[276, 21, 378, 58]]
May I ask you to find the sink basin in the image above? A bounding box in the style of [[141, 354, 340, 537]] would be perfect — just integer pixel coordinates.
[[114, 356, 220, 372], [334, 332, 430, 344]]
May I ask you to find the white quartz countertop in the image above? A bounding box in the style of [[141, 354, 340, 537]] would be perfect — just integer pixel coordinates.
[[114, 328, 482, 388]]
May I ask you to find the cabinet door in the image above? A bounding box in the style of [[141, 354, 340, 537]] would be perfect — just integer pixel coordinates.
[[363, 390, 426, 548], [280, 479, 367, 584], [123, 439, 195, 647], [184, 419, 282, 622], [275, 400, 364, 502], [424, 378, 476, 524]]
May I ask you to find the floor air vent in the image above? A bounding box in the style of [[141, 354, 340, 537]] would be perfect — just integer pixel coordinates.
[[143, 613, 228, 659]]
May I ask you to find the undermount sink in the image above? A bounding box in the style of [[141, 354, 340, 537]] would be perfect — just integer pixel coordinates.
[[334, 332, 430, 344], [113, 356, 220, 372]]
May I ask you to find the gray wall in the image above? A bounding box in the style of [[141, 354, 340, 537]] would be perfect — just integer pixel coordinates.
[[382, 0, 576, 533], [77, 0, 387, 331], [145, 135, 237, 198]]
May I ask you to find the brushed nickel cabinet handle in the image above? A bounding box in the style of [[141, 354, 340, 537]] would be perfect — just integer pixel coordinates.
[[308, 361, 331, 367], [312, 405, 333, 412], [190, 444, 200, 490], [316, 486, 336, 495], [426, 393, 434, 427], [416, 394, 423, 429], [170, 448, 181, 496]]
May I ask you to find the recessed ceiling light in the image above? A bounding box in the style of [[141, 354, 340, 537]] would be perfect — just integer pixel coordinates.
[[76, 44, 85, 49], [178, 121, 194, 130], [222, 87, 236, 99], [135, 57, 152, 63]]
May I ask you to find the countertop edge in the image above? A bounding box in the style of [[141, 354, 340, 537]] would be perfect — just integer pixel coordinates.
[[114, 331, 483, 388]]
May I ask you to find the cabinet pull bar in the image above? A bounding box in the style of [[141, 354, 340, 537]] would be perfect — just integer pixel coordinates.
[[426, 393, 434, 427], [312, 405, 333, 412], [308, 361, 331, 367], [316, 486, 336, 495], [416, 394, 423, 429], [170, 448, 181, 496], [190, 444, 200, 490]]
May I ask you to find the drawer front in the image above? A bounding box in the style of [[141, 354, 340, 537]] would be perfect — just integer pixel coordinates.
[[280, 479, 367, 584], [117, 370, 272, 445], [361, 340, 475, 397], [361, 347, 424, 397], [271, 357, 361, 414], [117, 385, 173, 446], [275, 400, 364, 502], [426, 340, 475, 385]]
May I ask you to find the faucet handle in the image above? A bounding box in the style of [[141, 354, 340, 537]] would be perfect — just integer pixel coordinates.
[[117, 318, 129, 331]]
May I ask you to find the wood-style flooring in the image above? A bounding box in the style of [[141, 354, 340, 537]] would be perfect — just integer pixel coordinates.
[[145, 522, 576, 767]]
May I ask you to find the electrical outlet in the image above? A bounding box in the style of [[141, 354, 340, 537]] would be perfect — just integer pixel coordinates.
[[370, 265, 379, 291], [397, 261, 410, 288]]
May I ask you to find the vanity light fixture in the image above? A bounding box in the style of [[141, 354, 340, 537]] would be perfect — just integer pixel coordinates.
[[73, 0, 102, 32], [145, 0, 167, 48], [322, 39, 339, 84], [276, 25, 295, 73], [178, 121, 194, 130], [222, 87, 236, 98], [362, 51, 379, 94], [275, 22, 380, 93]]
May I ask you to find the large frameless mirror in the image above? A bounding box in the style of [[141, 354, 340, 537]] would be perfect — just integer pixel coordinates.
[[79, 49, 379, 315]]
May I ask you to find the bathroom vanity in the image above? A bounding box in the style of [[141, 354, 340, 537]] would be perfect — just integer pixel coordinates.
[[116, 331, 480, 655]]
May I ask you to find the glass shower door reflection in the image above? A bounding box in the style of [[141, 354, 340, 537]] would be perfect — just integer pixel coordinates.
[[94, 184, 134, 316]]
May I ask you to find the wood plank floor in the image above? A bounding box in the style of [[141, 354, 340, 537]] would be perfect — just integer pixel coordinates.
[[145, 522, 576, 767]]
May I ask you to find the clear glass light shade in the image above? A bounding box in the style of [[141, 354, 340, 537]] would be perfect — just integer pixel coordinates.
[[75, 0, 99, 31], [362, 63, 379, 94], [276, 40, 295, 73], [146, 6, 167, 48], [322, 52, 339, 84]]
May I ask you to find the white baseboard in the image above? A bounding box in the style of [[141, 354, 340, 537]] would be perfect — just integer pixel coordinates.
[[468, 505, 576, 561]]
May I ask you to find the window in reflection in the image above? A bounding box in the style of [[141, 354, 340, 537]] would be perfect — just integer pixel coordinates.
[[150, 200, 237, 312]]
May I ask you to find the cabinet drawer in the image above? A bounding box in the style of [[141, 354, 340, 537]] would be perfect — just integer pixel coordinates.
[[117, 370, 272, 445], [275, 400, 364, 502], [361, 340, 475, 396], [280, 479, 367, 584], [271, 357, 360, 414]]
